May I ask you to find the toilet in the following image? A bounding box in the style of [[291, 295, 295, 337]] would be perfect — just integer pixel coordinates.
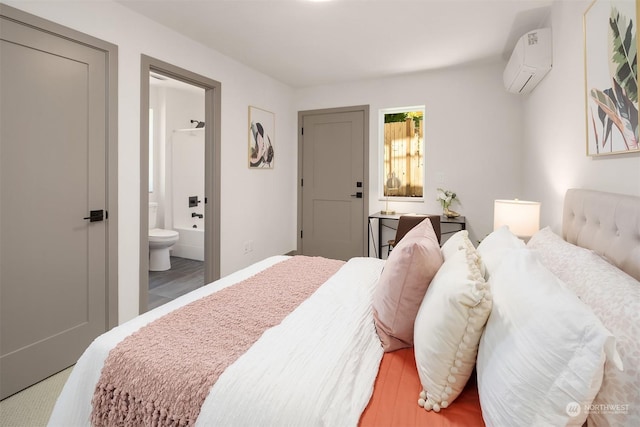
[[148, 202, 179, 271]]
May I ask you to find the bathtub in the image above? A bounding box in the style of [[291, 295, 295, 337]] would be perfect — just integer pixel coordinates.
[[171, 226, 204, 261]]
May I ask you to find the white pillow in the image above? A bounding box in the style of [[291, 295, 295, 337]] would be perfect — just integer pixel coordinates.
[[476, 226, 525, 278], [414, 244, 491, 412], [440, 230, 486, 278], [528, 227, 640, 427], [440, 229, 470, 260], [477, 248, 622, 427]]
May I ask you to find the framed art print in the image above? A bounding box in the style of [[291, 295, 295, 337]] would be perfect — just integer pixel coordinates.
[[584, 0, 639, 156], [248, 106, 275, 168]]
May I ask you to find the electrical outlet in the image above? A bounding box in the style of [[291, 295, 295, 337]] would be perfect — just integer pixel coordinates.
[[243, 240, 253, 254]]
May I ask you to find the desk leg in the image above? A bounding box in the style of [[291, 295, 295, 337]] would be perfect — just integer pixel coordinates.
[[378, 219, 382, 259], [367, 218, 371, 257]]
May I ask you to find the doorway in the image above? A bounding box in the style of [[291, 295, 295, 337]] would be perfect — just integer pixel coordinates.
[[297, 105, 369, 260], [139, 56, 221, 313], [147, 75, 206, 309]]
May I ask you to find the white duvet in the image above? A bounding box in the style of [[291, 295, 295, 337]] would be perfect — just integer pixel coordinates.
[[48, 256, 385, 427]]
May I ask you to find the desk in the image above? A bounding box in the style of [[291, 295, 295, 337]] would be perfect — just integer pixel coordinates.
[[367, 212, 466, 259], [440, 215, 466, 235]]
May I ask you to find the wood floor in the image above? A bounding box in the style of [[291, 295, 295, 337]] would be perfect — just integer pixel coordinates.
[[148, 256, 204, 310]]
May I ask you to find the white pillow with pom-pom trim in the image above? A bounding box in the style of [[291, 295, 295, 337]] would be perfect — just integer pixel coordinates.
[[413, 243, 491, 412], [440, 229, 470, 261], [440, 229, 485, 277]]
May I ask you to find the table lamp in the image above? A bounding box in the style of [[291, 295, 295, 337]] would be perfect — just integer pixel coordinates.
[[493, 199, 541, 239]]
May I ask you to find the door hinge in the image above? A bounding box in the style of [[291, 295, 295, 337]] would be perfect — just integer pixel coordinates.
[[301, 178, 303, 187], [301, 127, 304, 135], [300, 230, 303, 239]]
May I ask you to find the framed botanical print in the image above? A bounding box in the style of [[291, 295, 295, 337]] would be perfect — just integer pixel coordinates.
[[584, 0, 639, 156], [248, 106, 275, 168]]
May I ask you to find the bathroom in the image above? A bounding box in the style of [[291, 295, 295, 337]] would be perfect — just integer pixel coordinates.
[[148, 73, 206, 309]]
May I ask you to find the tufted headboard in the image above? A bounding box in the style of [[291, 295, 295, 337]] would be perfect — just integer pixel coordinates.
[[563, 188, 640, 281]]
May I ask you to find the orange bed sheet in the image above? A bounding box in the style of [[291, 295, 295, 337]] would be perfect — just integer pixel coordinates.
[[360, 348, 485, 426]]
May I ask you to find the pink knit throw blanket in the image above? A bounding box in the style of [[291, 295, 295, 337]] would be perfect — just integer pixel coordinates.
[[91, 256, 344, 427]]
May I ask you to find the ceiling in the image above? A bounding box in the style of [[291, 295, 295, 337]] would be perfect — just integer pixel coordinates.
[[119, 0, 554, 88]]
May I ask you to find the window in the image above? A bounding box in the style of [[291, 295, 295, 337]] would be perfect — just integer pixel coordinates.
[[380, 106, 425, 199]]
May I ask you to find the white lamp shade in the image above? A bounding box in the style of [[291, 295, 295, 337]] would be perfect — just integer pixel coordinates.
[[493, 199, 541, 238]]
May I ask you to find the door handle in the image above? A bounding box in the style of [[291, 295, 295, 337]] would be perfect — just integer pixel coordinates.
[[83, 209, 104, 222], [350, 192, 363, 199]]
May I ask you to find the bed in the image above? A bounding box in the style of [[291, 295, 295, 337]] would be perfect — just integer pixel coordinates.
[[48, 188, 639, 427]]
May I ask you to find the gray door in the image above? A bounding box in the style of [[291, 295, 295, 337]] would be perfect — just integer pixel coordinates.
[[300, 108, 367, 260], [1, 14, 109, 399]]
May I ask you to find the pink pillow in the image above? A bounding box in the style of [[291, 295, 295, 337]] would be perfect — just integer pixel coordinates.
[[373, 218, 443, 351]]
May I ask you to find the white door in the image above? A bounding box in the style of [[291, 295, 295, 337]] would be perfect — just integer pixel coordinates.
[[300, 107, 367, 260], [0, 10, 112, 398]]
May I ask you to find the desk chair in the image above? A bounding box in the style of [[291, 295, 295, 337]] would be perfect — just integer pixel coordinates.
[[388, 215, 441, 256]]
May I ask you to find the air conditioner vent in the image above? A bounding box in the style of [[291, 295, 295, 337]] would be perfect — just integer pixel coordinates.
[[504, 28, 552, 95]]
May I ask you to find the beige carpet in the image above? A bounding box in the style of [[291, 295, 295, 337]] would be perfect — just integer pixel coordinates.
[[0, 367, 72, 427]]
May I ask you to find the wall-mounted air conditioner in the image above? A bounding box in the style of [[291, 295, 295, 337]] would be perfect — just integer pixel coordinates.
[[504, 28, 552, 94]]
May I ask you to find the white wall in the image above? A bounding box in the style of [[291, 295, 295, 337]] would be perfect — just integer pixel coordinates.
[[296, 62, 524, 244], [7, 0, 298, 322], [11, 0, 639, 324], [153, 85, 205, 231], [523, 0, 640, 232]]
